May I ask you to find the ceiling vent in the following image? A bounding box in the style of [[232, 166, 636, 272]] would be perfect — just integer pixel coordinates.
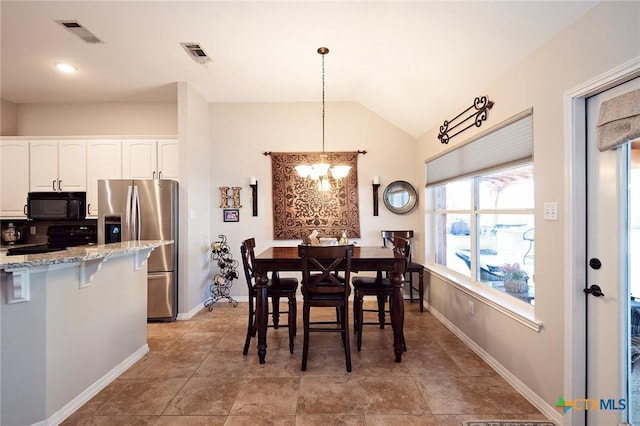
[[56, 20, 103, 44], [180, 42, 211, 65]]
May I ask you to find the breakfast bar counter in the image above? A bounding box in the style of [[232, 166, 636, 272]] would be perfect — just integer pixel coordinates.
[[0, 240, 171, 426]]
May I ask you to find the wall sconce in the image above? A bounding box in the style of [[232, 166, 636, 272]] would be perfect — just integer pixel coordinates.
[[372, 176, 380, 216], [250, 177, 258, 216]]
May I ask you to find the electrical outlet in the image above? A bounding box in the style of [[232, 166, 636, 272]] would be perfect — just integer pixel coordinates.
[[544, 202, 558, 221], [30, 226, 36, 235], [468, 300, 474, 315]]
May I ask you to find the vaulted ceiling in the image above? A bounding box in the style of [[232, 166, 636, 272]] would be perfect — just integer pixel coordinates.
[[0, 1, 598, 138]]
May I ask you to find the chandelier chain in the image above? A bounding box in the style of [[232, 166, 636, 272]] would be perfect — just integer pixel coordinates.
[[321, 51, 326, 154]]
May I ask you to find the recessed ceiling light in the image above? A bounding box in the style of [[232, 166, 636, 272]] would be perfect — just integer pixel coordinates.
[[55, 62, 77, 74]]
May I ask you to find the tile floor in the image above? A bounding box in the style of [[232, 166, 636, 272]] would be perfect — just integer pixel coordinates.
[[62, 300, 551, 425]]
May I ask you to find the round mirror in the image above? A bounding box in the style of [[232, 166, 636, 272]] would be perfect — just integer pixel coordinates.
[[383, 180, 418, 214]]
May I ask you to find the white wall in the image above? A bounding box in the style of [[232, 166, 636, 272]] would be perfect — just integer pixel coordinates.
[[209, 102, 421, 300], [416, 0, 640, 411], [13, 102, 177, 136], [0, 100, 17, 136], [177, 82, 213, 315]]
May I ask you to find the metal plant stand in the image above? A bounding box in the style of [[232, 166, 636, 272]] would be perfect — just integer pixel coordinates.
[[205, 234, 239, 310]]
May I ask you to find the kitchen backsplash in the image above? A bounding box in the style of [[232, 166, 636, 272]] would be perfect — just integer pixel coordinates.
[[0, 219, 96, 246]]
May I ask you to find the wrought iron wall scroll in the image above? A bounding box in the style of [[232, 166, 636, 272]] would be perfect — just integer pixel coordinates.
[[438, 96, 494, 144]]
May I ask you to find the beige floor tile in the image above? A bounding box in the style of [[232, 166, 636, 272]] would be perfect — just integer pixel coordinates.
[[61, 414, 158, 425], [365, 414, 439, 425], [163, 377, 242, 415], [412, 374, 497, 415], [155, 415, 227, 425], [295, 414, 366, 425], [120, 351, 208, 379], [97, 378, 188, 415], [229, 377, 300, 415], [194, 351, 255, 378], [225, 414, 296, 425], [297, 375, 429, 415]]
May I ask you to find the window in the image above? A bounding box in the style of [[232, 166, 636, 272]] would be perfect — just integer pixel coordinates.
[[426, 112, 535, 304]]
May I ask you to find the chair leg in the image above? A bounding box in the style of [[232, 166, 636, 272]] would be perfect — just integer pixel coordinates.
[[377, 295, 386, 329], [418, 269, 424, 313], [356, 294, 364, 351], [243, 307, 254, 355], [408, 272, 414, 302], [288, 295, 296, 354], [301, 302, 310, 371], [272, 296, 281, 328], [343, 304, 352, 372]]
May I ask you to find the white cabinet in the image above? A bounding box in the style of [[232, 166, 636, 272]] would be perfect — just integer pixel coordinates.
[[0, 140, 30, 218], [30, 140, 86, 192], [122, 139, 178, 180], [157, 140, 179, 180], [86, 140, 122, 217]]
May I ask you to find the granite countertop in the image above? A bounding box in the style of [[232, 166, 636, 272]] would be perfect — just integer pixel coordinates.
[[0, 240, 172, 269]]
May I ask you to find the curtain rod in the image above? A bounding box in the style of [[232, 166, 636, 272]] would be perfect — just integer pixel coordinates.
[[263, 150, 367, 156]]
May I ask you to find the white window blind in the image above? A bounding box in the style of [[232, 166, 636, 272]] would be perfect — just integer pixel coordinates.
[[426, 112, 533, 187]]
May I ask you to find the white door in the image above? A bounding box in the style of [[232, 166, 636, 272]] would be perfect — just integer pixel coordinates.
[[58, 140, 86, 191], [30, 140, 59, 191], [86, 140, 122, 217], [0, 140, 29, 217], [157, 139, 179, 180], [585, 77, 640, 425], [122, 139, 157, 179]]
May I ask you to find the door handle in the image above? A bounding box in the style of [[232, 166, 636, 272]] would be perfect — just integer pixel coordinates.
[[87, 203, 91, 216], [52, 179, 56, 190], [584, 284, 605, 297], [58, 179, 62, 191], [153, 171, 156, 179], [23, 205, 27, 216]]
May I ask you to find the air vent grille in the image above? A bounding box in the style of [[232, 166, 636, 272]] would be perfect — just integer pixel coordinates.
[[180, 42, 211, 65], [56, 20, 103, 44]]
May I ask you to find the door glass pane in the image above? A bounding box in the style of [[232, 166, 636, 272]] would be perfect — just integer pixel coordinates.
[[630, 141, 639, 425]]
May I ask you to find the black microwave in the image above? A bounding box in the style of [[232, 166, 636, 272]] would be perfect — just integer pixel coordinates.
[[27, 192, 86, 220]]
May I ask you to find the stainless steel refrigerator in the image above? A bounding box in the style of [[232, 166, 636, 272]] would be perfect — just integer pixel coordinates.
[[97, 179, 178, 321]]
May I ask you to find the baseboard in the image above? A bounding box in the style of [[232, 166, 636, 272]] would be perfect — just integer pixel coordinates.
[[428, 306, 562, 425], [46, 344, 150, 425]]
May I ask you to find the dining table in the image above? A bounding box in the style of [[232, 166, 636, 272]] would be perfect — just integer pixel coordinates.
[[252, 245, 407, 364]]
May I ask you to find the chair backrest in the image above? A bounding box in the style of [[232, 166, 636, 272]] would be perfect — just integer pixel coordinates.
[[382, 230, 414, 262], [240, 237, 257, 293], [298, 245, 353, 297], [392, 236, 410, 260]]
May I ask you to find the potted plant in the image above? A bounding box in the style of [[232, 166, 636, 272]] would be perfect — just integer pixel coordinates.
[[500, 262, 529, 293]]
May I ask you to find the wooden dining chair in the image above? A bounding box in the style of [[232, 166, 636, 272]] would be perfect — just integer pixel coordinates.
[[381, 230, 425, 312], [241, 238, 298, 355], [352, 237, 408, 352], [298, 244, 354, 372]]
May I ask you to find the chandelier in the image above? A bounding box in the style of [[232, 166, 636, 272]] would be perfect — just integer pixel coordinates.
[[295, 47, 351, 191]]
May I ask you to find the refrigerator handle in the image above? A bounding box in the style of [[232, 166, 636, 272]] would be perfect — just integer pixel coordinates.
[[133, 185, 141, 240], [125, 185, 133, 237]]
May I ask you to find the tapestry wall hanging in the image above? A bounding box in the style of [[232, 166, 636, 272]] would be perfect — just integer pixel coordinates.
[[271, 151, 361, 240]]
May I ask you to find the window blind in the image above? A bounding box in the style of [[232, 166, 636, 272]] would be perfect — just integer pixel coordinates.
[[426, 112, 533, 187]]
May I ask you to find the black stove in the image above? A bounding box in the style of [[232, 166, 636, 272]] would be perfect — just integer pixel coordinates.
[[6, 224, 97, 256]]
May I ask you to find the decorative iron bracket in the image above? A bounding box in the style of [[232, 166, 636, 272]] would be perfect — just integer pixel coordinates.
[[438, 96, 494, 144]]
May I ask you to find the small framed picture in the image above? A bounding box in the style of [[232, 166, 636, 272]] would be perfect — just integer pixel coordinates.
[[223, 209, 239, 222]]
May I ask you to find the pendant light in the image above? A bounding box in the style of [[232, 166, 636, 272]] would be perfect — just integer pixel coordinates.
[[295, 47, 351, 190]]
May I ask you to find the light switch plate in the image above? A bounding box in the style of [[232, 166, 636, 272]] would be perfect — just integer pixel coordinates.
[[544, 202, 559, 220]]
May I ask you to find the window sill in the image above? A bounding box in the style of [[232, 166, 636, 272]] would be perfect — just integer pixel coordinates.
[[426, 264, 543, 332]]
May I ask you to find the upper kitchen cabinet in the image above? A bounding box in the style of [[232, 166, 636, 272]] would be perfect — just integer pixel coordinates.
[[86, 140, 122, 217], [122, 139, 178, 180], [0, 140, 30, 218], [30, 140, 86, 192]]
